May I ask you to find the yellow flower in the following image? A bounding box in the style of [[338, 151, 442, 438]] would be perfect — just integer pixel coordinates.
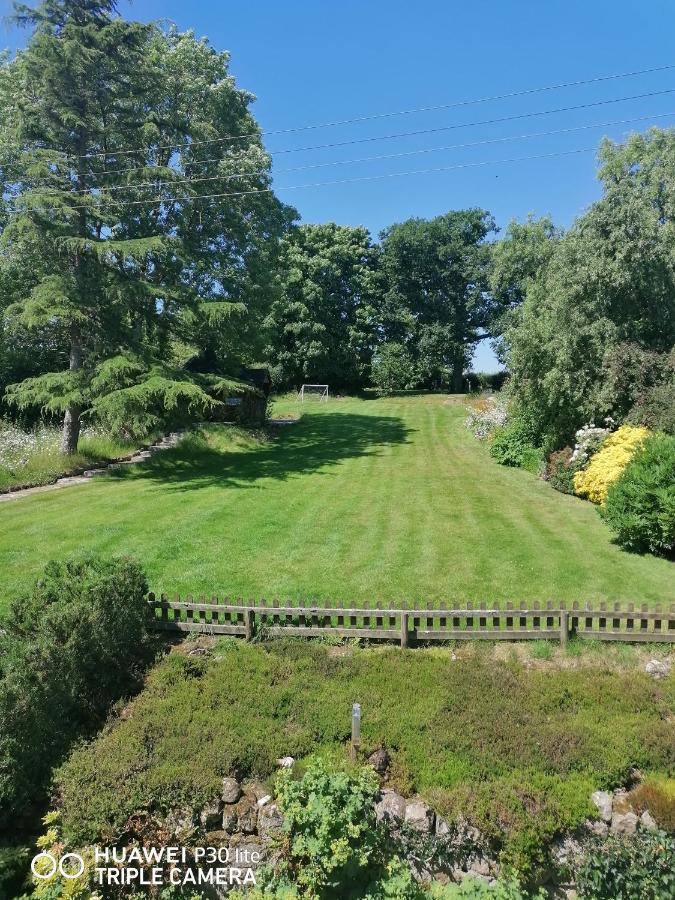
[[573, 425, 649, 504]]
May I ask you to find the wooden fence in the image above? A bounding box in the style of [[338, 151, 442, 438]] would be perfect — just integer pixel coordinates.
[[148, 595, 675, 645]]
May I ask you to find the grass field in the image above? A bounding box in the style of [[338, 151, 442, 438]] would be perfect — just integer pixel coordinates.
[[0, 394, 672, 612]]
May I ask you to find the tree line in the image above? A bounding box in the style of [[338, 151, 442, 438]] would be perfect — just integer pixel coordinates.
[[1, 1, 674, 456]]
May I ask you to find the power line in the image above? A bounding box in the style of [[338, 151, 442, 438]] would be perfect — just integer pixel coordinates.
[[5, 88, 673, 187], [50, 110, 675, 196], [266, 89, 675, 155], [26, 62, 675, 160], [9, 146, 598, 214]]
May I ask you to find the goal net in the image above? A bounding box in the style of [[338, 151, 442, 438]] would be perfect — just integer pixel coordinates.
[[297, 384, 329, 402]]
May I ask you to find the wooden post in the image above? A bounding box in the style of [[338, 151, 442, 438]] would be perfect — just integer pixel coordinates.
[[244, 608, 255, 641], [560, 610, 569, 648], [400, 611, 409, 648]]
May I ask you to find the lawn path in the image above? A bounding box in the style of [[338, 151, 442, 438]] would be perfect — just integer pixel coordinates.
[[0, 395, 672, 611]]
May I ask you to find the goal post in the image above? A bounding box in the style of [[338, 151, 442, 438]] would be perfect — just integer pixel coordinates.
[[297, 384, 329, 402]]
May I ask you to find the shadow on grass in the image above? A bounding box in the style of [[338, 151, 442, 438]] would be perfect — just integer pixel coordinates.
[[107, 411, 413, 491]]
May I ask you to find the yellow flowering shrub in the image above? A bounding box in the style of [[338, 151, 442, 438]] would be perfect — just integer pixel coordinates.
[[573, 425, 650, 504]]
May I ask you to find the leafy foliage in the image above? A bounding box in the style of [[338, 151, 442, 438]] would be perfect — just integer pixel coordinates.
[[0, 1, 293, 451], [264, 224, 381, 389], [574, 829, 675, 900], [379, 211, 498, 391], [371, 343, 418, 394], [0, 554, 155, 832], [489, 417, 542, 472], [545, 447, 580, 495], [501, 130, 675, 448], [573, 425, 649, 505], [54, 641, 675, 873], [601, 433, 675, 556]]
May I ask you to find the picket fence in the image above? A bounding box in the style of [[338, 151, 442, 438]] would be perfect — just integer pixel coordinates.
[[147, 595, 675, 645]]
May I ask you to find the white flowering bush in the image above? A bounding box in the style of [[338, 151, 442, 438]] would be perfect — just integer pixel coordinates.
[[0, 421, 61, 471], [570, 418, 615, 465], [465, 396, 508, 440]]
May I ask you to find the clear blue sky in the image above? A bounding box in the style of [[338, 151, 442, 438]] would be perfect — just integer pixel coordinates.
[[2, 0, 674, 370]]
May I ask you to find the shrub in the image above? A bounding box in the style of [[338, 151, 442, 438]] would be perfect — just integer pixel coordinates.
[[545, 447, 581, 495], [489, 418, 543, 472], [575, 829, 675, 900], [600, 433, 675, 557], [629, 777, 675, 830], [0, 555, 155, 832], [256, 759, 421, 899], [570, 422, 613, 467], [465, 396, 508, 441], [573, 425, 649, 504], [628, 379, 675, 434], [55, 644, 675, 872]]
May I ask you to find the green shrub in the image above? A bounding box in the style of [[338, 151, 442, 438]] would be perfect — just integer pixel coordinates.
[[55, 644, 675, 873], [254, 759, 421, 899], [489, 418, 542, 471], [575, 829, 675, 900], [601, 433, 675, 557], [545, 447, 581, 495], [0, 555, 155, 832]]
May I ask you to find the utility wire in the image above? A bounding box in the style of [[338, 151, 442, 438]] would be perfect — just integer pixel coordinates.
[[48, 110, 675, 195], [22, 62, 675, 160], [9, 146, 598, 214], [5, 88, 673, 186]]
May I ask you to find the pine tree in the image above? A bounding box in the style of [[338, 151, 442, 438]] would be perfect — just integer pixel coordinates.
[[0, 1, 293, 450]]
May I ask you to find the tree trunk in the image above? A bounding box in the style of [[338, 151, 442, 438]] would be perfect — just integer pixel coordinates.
[[61, 331, 82, 454], [452, 355, 465, 393]]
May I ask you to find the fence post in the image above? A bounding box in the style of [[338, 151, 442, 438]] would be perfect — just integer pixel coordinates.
[[244, 607, 255, 641], [400, 611, 409, 648], [559, 610, 568, 648]]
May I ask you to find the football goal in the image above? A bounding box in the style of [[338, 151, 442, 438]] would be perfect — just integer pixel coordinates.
[[297, 384, 329, 402]]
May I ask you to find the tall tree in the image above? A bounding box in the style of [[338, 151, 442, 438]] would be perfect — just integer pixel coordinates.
[[379, 210, 496, 391], [0, 1, 292, 450], [504, 129, 675, 448], [264, 223, 381, 388]]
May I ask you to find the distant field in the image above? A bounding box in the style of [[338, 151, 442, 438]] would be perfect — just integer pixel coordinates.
[[0, 394, 672, 613]]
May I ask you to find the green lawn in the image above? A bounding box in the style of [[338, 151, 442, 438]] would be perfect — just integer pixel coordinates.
[[0, 394, 672, 612]]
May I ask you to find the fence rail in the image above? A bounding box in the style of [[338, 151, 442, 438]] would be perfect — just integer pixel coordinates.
[[147, 595, 675, 645]]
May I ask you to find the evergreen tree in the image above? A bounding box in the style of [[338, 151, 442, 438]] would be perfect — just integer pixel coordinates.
[[0, 1, 292, 449]]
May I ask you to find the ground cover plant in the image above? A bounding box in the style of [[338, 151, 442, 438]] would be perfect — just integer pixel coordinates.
[[0, 421, 139, 490], [0, 396, 672, 614], [55, 639, 675, 876]]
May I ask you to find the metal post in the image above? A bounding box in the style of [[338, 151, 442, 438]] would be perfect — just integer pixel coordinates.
[[351, 703, 361, 760]]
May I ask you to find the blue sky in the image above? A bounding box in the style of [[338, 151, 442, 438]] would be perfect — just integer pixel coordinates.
[[2, 0, 674, 371]]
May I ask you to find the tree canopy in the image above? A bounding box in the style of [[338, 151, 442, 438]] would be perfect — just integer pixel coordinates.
[[0, 0, 293, 449]]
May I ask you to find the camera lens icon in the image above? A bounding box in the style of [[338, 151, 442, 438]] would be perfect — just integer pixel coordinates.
[[31, 851, 85, 880]]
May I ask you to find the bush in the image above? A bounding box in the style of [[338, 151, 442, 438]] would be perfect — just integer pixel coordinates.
[[601, 433, 675, 556], [254, 759, 421, 899], [489, 418, 543, 472], [575, 829, 675, 900], [629, 777, 675, 830], [627, 378, 675, 434], [465, 396, 508, 441], [0, 555, 155, 832], [545, 447, 581, 495], [573, 425, 649, 504], [55, 644, 675, 873]]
